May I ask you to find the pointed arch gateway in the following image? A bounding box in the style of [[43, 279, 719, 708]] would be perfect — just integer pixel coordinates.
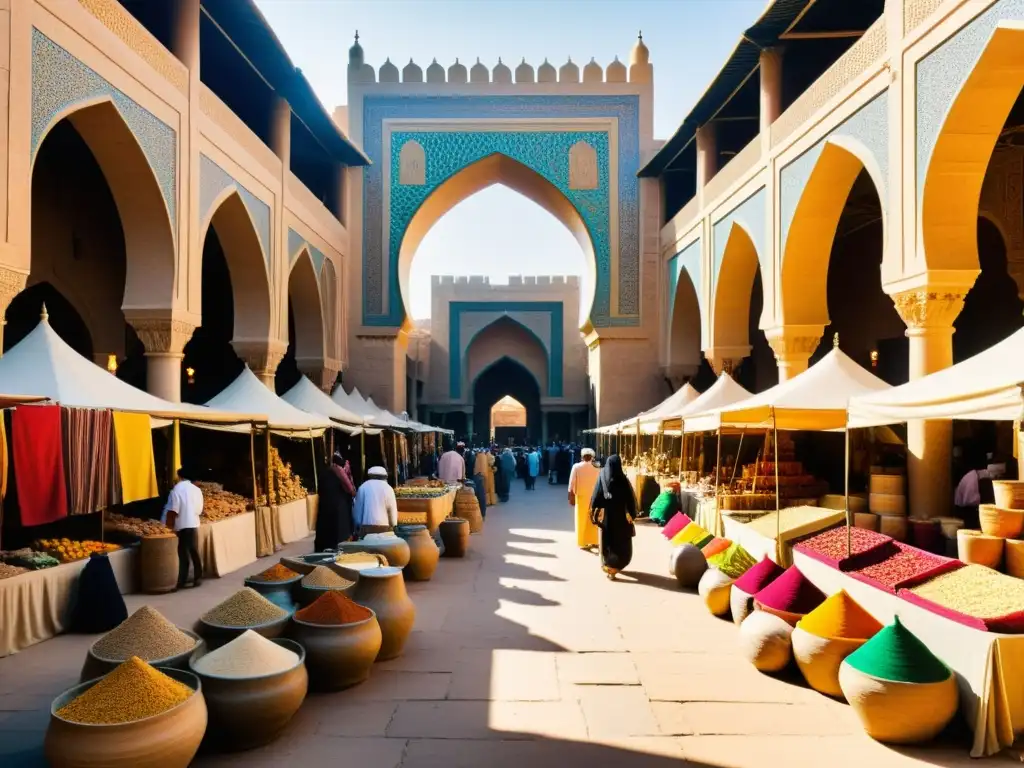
[[712, 222, 761, 358], [31, 98, 176, 313], [463, 314, 550, 399], [668, 267, 701, 373], [397, 152, 598, 326], [288, 247, 327, 368], [472, 356, 542, 444]]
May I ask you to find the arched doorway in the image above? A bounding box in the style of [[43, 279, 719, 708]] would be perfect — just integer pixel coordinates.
[[667, 264, 703, 386], [5, 283, 93, 360], [491, 395, 527, 445], [277, 248, 326, 393], [472, 358, 542, 445]]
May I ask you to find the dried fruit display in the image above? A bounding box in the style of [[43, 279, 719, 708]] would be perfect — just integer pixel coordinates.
[[33, 538, 119, 564], [195, 481, 249, 523], [395, 485, 451, 499], [105, 513, 171, 538], [1, 548, 59, 570], [254, 447, 308, 507]]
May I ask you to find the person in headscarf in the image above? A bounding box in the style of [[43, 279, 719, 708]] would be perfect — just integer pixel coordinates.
[[526, 447, 541, 490], [314, 452, 356, 551], [497, 448, 516, 502], [556, 443, 571, 485], [568, 448, 600, 550], [353, 466, 397, 537], [485, 448, 497, 506], [472, 448, 489, 518], [590, 454, 636, 579]]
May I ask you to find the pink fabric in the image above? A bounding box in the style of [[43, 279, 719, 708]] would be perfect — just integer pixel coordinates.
[[662, 512, 692, 540], [332, 461, 356, 496], [13, 405, 68, 526]]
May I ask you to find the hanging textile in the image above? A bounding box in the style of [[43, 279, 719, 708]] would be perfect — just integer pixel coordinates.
[[172, 419, 182, 476], [0, 411, 8, 500], [13, 405, 68, 526], [61, 408, 115, 515], [112, 412, 158, 504]]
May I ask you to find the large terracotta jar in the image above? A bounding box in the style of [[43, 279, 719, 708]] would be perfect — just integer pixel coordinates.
[[439, 518, 469, 558], [338, 536, 411, 569], [454, 486, 483, 533], [395, 525, 440, 581], [289, 610, 382, 691], [349, 566, 415, 661]]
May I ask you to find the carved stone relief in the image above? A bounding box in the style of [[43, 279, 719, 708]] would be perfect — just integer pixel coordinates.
[[568, 140, 598, 190], [399, 140, 425, 186]]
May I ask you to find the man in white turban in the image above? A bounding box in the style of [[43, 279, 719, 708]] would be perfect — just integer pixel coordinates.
[[353, 466, 398, 536], [568, 448, 600, 550]]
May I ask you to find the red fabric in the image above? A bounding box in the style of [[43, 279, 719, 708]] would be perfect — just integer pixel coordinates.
[[13, 405, 68, 526], [662, 512, 692, 540]]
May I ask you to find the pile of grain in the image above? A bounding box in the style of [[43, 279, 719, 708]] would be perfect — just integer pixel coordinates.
[[192, 630, 299, 678], [0, 563, 28, 580], [57, 657, 192, 725], [93, 606, 196, 661], [908, 564, 1024, 619], [249, 563, 300, 582], [295, 591, 372, 625], [301, 566, 353, 589], [201, 588, 288, 627]]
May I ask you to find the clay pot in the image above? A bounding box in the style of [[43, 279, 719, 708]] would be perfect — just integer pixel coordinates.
[[349, 566, 416, 661], [395, 525, 440, 581], [280, 553, 337, 576], [329, 552, 389, 581], [454, 487, 483, 533], [244, 574, 302, 613], [440, 518, 470, 558], [45, 668, 207, 768], [80, 629, 202, 683], [189, 638, 307, 752], [288, 610, 383, 691], [139, 534, 179, 594], [338, 537, 411, 569], [791, 627, 866, 698], [296, 581, 355, 608], [195, 613, 291, 651]]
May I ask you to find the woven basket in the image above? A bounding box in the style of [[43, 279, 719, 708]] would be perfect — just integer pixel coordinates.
[[869, 493, 906, 516], [934, 516, 964, 539], [993, 480, 1024, 511], [818, 494, 868, 513], [979, 504, 1024, 539], [454, 487, 483, 533], [853, 513, 879, 531], [1006, 539, 1024, 579], [956, 529, 1004, 570], [792, 627, 866, 698], [869, 474, 905, 496], [878, 514, 908, 542]]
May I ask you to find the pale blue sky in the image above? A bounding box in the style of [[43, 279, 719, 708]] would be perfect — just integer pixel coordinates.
[[256, 0, 764, 318]]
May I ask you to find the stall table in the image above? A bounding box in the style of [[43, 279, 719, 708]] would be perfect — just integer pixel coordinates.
[[794, 550, 1024, 758], [722, 505, 844, 567], [306, 494, 319, 531], [274, 497, 310, 545], [397, 487, 458, 534], [197, 512, 258, 578], [0, 546, 137, 657], [254, 506, 277, 557]]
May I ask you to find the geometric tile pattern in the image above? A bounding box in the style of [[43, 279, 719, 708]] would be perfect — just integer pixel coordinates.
[[199, 153, 272, 268]]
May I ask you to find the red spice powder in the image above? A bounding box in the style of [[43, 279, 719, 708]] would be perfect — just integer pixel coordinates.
[[250, 563, 299, 582], [295, 591, 372, 625]]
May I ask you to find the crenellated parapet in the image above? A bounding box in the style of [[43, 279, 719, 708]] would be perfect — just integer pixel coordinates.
[[348, 33, 652, 86]]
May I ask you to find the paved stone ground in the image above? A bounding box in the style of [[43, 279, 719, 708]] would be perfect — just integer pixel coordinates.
[[0, 482, 1012, 767]]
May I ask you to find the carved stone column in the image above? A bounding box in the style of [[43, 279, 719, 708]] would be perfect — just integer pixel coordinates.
[[764, 325, 823, 382], [233, 339, 288, 390], [0, 267, 28, 356], [127, 317, 197, 403], [893, 289, 967, 520], [298, 359, 341, 394], [703, 348, 748, 378]]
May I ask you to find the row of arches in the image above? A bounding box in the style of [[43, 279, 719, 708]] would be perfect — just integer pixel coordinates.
[[15, 98, 338, 400]]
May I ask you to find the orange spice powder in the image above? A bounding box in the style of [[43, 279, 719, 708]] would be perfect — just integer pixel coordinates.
[[294, 591, 372, 625]]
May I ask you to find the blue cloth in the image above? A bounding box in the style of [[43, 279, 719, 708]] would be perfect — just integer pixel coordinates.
[[472, 474, 487, 518], [527, 452, 540, 478]]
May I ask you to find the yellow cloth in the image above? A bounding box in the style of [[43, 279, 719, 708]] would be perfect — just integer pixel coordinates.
[[172, 419, 181, 477], [486, 454, 497, 505], [570, 461, 600, 548], [112, 412, 158, 504]]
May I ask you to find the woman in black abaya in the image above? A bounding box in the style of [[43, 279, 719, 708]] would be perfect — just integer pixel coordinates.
[[314, 453, 355, 551], [589, 454, 636, 579]]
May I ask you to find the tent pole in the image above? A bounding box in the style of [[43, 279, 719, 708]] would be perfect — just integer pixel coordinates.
[[845, 419, 852, 559], [714, 428, 722, 536], [250, 429, 259, 510], [310, 430, 319, 494], [773, 408, 781, 556], [360, 429, 366, 478], [730, 429, 745, 486], [265, 427, 273, 505]]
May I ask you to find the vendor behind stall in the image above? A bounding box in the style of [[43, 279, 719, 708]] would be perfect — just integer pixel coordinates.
[[353, 466, 398, 537], [162, 466, 203, 590]]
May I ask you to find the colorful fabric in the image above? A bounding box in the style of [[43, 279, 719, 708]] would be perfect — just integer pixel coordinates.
[[797, 590, 882, 640], [112, 412, 158, 504], [662, 512, 692, 540], [671, 521, 712, 547], [844, 616, 950, 684], [734, 556, 785, 594], [754, 565, 826, 615], [701, 537, 732, 558], [0, 412, 7, 500], [13, 405, 68, 526], [62, 407, 115, 515], [707, 541, 757, 579], [649, 490, 680, 524]]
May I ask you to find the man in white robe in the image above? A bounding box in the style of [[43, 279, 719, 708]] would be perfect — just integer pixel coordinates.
[[353, 466, 398, 536]]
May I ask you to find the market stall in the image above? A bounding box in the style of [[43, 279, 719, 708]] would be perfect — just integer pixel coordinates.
[[395, 482, 458, 533]]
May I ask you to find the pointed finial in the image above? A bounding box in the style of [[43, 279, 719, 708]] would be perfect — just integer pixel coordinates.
[[432, 57, 438, 64], [498, 57, 503, 64], [833, 332, 839, 349], [40, 303, 48, 321], [568, 55, 572, 63], [614, 55, 620, 62], [354, 30, 359, 44], [638, 30, 643, 41], [476, 57, 481, 64], [455, 57, 460, 64], [385, 56, 391, 63]]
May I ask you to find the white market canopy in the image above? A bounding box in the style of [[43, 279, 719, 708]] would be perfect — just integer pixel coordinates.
[[636, 382, 701, 432], [280, 376, 380, 434], [0, 315, 261, 424], [684, 346, 890, 433], [205, 367, 330, 434], [333, 387, 403, 428], [661, 373, 753, 432], [850, 326, 1024, 426]]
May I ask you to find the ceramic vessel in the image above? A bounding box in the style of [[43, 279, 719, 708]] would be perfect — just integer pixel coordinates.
[[195, 613, 291, 651], [189, 638, 307, 752], [738, 610, 793, 673], [80, 629, 202, 683], [395, 525, 440, 581], [439, 518, 470, 558], [670, 543, 706, 588], [280, 553, 337, 576], [349, 566, 415, 661], [697, 568, 733, 617], [296, 581, 355, 608], [338, 537, 411, 569], [288, 610, 383, 690], [244, 574, 302, 613], [139, 534, 179, 594], [838, 663, 959, 744], [454, 487, 483, 533], [329, 552, 389, 581], [44, 668, 207, 768], [729, 585, 756, 627], [791, 627, 865, 698]]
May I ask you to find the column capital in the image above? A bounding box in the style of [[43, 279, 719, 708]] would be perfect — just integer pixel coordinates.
[[892, 289, 966, 333], [0, 267, 27, 316], [126, 316, 197, 357], [233, 339, 289, 379], [764, 324, 822, 381], [703, 346, 750, 377], [298, 359, 341, 394], [661, 363, 699, 390]]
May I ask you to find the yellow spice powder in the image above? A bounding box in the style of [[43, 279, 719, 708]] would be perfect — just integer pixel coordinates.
[[57, 656, 192, 725]]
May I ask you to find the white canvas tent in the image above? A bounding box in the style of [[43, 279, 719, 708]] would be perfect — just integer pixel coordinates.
[[661, 374, 753, 432], [0, 315, 261, 424], [333, 387, 404, 428], [849, 326, 1024, 426], [281, 377, 380, 434], [684, 346, 890, 433], [635, 382, 701, 432], [205, 368, 330, 434]]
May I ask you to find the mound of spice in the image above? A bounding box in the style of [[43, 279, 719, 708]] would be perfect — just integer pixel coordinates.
[[797, 526, 896, 569], [92, 606, 196, 662], [850, 542, 959, 593], [302, 565, 354, 589], [295, 591, 373, 625], [907, 564, 1024, 620], [192, 630, 299, 678], [202, 587, 287, 627], [57, 657, 192, 725], [249, 563, 299, 583]]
